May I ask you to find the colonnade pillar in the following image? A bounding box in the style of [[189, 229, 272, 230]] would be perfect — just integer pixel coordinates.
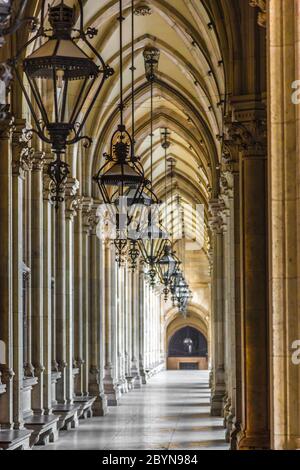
[[42, 168, 53, 415], [219, 164, 236, 440], [82, 198, 92, 396], [229, 101, 270, 450], [55, 191, 67, 403], [31, 151, 46, 415], [131, 270, 142, 387], [74, 200, 84, 396], [103, 243, 119, 406], [0, 119, 14, 429], [268, 0, 300, 449], [209, 200, 226, 416], [89, 206, 107, 415], [139, 263, 147, 384], [11, 120, 29, 429]]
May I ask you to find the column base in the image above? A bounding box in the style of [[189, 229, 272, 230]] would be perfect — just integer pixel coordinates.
[[211, 391, 226, 417], [119, 377, 128, 394], [93, 394, 108, 417], [225, 409, 234, 443], [88, 368, 107, 415], [230, 418, 241, 450], [130, 361, 142, 389], [103, 367, 119, 407], [223, 396, 231, 428], [141, 374, 147, 385], [133, 375, 142, 389], [237, 429, 270, 450]]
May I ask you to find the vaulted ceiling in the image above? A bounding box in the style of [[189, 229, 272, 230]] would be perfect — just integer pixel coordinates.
[[22, 0, 246, 311]]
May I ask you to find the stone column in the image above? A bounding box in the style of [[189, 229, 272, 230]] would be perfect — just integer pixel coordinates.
[[24, 168, 34, 378], [55, 190, 67, 403], [268, 0, 300, 449], [42, 169, 54, 414], [125, 268, 132, 380], [139, 263, 147, 384], [219, 168, 235, 438], [11, 120, 31, 429], [222, 140, 242, 449], [103, 243, 119, 406], [74, 199, 84, 396], [65, 178, 79, 404], [209, 200, 226, 417], [131, 270, 142, 387], [82, 198, 93, 396], [31, 152, 45, 414], [145, 282, 150, 371], [89, 206, 108, 415], [229, 103, 270, 449], [0, 118, 14, 429], [118, 266, 127, 393]]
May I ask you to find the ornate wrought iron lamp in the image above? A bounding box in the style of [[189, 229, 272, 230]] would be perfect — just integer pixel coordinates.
[[94, 0, 148, 266], [156, 243, 178, 300], [156, 130, 180, 300], [13, 0, 114, 205], [138, 44, 169, 285]]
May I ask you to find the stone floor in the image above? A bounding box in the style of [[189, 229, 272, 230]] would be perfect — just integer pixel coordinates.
[[40, 371, 228, 451]]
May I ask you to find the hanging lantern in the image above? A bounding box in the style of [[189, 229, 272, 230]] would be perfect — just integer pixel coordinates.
[[138, 221, 168, 287], [94, 126, 147, 208], [13, 0, 114, 205], [175, 275, 190, 315], [143, 46, 160, 82], [128, 240, 140, 272], [156, 243, 178, 301], [94, 0, 150, 265]]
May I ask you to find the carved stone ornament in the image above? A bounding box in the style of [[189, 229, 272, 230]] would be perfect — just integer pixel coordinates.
[[250, 0, 266, 28], [0, 365, 15, 384], [0, 62, 13, 121], [209, 199, 227, 234], [134, 4, 152, 16], [57, 360, 68, 372], [33, 363, 46, 376], [90, 366, 99, 376], [12, 121, 35, 176], [0, 113, 13, 139], [65, 177, 80, 219], [227, 119, 267, 153]]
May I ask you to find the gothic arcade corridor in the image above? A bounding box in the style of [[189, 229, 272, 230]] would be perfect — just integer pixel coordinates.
[[40, 372, 227, 451]]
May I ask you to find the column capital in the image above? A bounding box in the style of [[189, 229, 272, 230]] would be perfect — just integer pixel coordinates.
[[220, 170, 234, 203], [0, 114, 14, 140], [227, 120, 266, 153], [0, 365, 15, 384], [227, 99, 267, 154], [11, 120, 34, 177], [31, 151, 45, 172], [249, 0, 266, 28], [89, 203, 101, 232], [209, 199, 227, 234], [65, 177, 80, 220], [82, 197, 94, 234]]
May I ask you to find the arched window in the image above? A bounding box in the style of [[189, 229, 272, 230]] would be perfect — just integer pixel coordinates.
[[168, 327, 207, 358]]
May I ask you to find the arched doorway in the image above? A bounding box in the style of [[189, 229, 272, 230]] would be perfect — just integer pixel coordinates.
[[167, 326, 208, 370]]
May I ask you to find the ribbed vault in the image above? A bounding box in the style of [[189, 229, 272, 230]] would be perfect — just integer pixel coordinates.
[[22, 0, 243, 318]]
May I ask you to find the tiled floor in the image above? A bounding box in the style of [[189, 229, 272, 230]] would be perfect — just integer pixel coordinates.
[[40, 371, 228, 451]]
